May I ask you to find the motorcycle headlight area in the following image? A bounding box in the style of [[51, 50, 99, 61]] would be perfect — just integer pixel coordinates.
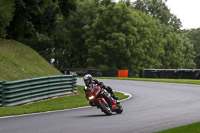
[[88, 96, 95, 100]]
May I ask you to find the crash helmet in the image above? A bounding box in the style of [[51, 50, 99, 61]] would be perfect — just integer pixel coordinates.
[[83, 74, 93, 85]]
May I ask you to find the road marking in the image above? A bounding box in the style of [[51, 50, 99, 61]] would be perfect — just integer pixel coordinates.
[[114, 90, 132, 102]]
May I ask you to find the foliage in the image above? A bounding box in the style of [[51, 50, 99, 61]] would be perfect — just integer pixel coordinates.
[[181, 32, 196, 68], [52, 0, 99, 69], [185, 28, 200, 68], [0, 0, 15, 38], [7, 0, 50, 40], [4, 0, 77, 64], [84, 2, 137, 70], [83, 1, 188, 73], [161, 32, 185, 68], [1, 0, 199, 75], [132, 0, 182, 31], [58, 0, 77, 18]]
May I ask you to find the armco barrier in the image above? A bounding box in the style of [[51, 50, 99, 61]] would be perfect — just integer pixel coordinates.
[[140, 69, 200, 79], [0, 81, 3, 106], [1, 74, 77, 107]]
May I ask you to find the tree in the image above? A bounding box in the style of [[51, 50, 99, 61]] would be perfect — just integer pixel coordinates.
[[84, 2, 165, 72], [84, 2, 135, 70], [101, 0, 112, 5], [0, 0, 15, 38], [161, 31, 185, 68], [7, 0, 51, 40], [132, 11, 165, 71], [5, 0, 77, 65], [58, 0, 77, 18], [3, 0, 195, 73], [180, 32, 196, 69], [185, 28, 200, 68], [132, 0, 182, 31], [51, 0, 98, 69]]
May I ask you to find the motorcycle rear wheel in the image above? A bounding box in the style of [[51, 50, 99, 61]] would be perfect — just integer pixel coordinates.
[[97, 99, 112, 115]]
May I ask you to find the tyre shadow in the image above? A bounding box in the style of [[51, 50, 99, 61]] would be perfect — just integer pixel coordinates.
[[76, 113, 117, 118]]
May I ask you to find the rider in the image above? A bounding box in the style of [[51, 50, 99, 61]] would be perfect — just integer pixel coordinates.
[[83, 74, 119, 102]]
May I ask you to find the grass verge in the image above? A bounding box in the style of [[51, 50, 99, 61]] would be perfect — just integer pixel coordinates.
[[0, 85, 129, 117], [155, 122, 200, 133], [95, 77, 200, 85]]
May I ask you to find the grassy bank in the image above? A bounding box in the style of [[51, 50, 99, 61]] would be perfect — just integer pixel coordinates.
[[0, 39, 61, 81], [0, 85, 129, 117]]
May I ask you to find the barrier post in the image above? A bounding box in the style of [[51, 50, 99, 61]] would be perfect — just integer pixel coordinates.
[[1, 81, 7, 106], [0, 81, 3, 106], [72, 73, 77, 93]]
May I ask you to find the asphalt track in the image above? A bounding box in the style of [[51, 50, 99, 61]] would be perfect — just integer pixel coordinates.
[[1, 78, 200, 133]]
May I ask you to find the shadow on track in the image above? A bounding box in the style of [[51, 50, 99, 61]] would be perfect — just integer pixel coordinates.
[[76, 113, 117, 118]]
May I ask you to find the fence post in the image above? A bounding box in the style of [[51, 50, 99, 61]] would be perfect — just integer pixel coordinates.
[[1, 81, 6, 107], [0, 81, 2, 106], [72, 73, 77, 93]]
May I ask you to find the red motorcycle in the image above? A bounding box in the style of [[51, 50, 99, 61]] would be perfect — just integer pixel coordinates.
[[85, 85, 123, 115]]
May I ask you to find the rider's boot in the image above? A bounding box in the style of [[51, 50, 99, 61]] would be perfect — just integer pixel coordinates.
[[112, 94, 119, 100], [112, 94, 120, 104]]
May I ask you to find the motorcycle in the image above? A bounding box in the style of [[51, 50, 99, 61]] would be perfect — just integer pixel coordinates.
[[85, 85, 123, 115]]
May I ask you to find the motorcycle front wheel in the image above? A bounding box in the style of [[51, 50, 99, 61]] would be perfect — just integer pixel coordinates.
[[96, 99, 112, 115]]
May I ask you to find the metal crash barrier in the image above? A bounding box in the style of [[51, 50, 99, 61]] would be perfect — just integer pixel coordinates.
[[0, 81, 3, 106], [140, 69, 200, 79], [0, 74, 77, 107]]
